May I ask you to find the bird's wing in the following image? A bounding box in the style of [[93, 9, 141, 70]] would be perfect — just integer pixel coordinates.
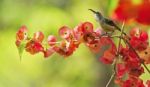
[[104, 18, 116, 26], [104, 18, 121, 31]]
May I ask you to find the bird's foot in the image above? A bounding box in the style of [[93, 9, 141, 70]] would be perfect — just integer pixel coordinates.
[[100, 32, 108, 37]]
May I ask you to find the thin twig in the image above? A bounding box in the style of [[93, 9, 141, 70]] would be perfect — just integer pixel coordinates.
[[105, 22, 125, 87], [109, 35, 120, 38], [117, 21, 125, 54], [143, 63, 150, 74], [106, 72, 115, 87]]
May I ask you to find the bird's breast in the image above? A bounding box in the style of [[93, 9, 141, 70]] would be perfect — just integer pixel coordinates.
[[100, 22, 115, 32]]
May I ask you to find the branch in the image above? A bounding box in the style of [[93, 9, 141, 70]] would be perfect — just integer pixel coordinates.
[[105, 22, 125, 87], [105, 72, 115, 87]]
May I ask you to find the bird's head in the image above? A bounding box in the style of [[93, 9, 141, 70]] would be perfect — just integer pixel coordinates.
[[88, 9, 103, 21]]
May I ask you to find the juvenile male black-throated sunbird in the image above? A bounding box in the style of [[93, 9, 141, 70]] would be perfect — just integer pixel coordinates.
[[89, 9, 126, 35]]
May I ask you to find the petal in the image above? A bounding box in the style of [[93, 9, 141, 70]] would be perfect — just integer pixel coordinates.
[[136, 2, 150, 25], [47, 35, 57, 46], [116, 63, 127, 78], [33, 31, 44, 42], [113, 3, 138, 21], [59, 26, 71, 39], [100, 50, 115, 64], [16, 25, 28, 41], [43, 47, 55, 58], [25, 40, 44, 54], [82, 22, 93, 33]]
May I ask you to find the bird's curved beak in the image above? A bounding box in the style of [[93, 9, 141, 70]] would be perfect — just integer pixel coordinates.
[[88, 9, 97, 14]]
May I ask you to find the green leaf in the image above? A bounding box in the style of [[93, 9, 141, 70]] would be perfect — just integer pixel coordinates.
[[17, 41, 26, 61]]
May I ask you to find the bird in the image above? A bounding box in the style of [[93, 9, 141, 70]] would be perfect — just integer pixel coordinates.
[[89, 9, 126, 35]]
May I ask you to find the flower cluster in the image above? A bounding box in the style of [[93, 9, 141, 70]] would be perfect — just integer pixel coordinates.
[[115, 28, 150, 87], [15, 22, 150, 87], [15, 22, 116, 59], [113, 0, 150, 25]]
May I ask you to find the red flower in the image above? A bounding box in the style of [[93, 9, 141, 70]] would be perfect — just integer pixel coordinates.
[[43, 47, 55, 58], [73, 23, 84, 41], [136, 1, 150, 25], [16, 25, 28, 46], [15, 22, 150, 87], [59, 26, 72, 39], [33, 31, 44, 43], [128, 66, 144, 77], [120, 46, 141, 68], [81, 22, 93, 33], [16, 25, 28, 41], [129, 28, 149, 51], [99, 37, 117, 64], [87, 40, 102, 53], [113, 0, 150, 25], [47, 35, 57, 46], [116, 63, 127, 78], [73, 22, 94, 41], [138, 47, 150, 64], [122, 77, 145, 87], [146, 80, 150, 87], [100, 51, 115, 64], [53, 41, 77, 57], [25, 40, 44, 55], [113, 2, 138, 21]]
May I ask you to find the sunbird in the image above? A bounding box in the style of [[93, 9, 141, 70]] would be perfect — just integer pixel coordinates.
[[89, 9, 124, 34]]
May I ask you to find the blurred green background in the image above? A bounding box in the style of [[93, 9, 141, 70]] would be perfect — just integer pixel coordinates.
[[0, 0, 149, 87]]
